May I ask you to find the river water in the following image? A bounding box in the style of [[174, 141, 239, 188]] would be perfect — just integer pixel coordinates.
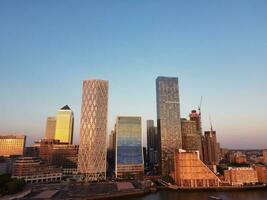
[[129, 190, 267, 200]]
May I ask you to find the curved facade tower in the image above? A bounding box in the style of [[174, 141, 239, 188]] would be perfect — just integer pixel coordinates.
[[78, 80, 108, 182]]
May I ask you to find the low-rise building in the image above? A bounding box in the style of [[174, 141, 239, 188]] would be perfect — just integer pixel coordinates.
[[174, 150, 220, 188], [229, 151, 247, 164], [0, 135, 26, 157], [0, 157, 7, 174], [224, 167, 258, 186], [12, 157, 62, 183], [33, 139, 78, 175], [263, 150, 267, 164], [255, 165, 267, 184]]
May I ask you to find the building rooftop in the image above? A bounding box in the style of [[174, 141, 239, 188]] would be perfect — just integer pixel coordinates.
[[60, 105, 71, 110]]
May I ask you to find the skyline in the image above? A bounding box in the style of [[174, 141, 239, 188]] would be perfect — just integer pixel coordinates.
[[0, 1, 267, 149]]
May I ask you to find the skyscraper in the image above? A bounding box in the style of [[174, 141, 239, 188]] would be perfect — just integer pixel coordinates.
[[189, 110, 202, 133], [181, 118, 203, 160], [156, 76, 182, 176], [115, 116, 144, 179], [189, 110, 204, 160], [78, 80, 108, 182], [45, 117, 56, 140], [203, 130, 219, 165], [147, 120, 159, 172], [54, 105, 74, 144]]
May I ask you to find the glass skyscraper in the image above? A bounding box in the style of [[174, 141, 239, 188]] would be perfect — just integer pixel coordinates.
[[115, 116, 144, 179], [54, 105, 74, 144], [147, 120, 159, 172], [156, 76, 182, 176], [45, 117, 56, 140], [78, 80, 108, 182]]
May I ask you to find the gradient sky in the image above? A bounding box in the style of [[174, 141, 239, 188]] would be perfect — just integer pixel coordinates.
[[0, 0, 266, 149]]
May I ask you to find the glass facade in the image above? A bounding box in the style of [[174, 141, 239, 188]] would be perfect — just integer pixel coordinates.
[[54, 105, 74, 144], [116, 116, 144, 179], [45, 117, 56, 140], [156, 76, 182, 176]]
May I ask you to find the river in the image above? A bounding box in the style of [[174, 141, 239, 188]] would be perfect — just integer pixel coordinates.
[[129, 190, 267, 200]]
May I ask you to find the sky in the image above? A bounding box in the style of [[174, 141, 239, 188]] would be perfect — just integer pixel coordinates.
[[0, 0, 266, 149]]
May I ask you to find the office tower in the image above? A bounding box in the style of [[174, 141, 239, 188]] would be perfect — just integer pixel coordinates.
[[203, 130, 219, 165], [0, 135, 26, 157], [107, 131, 116, 178], [108, 131, 116, 150], [147, 120, 159, 172], [115, 116, 144, 179], [156, 76, 182, 176], [54, 105, 74, 144], [174, 150, 220, 188], [78, 80, 108, 182], [45, 117, 56, 140]]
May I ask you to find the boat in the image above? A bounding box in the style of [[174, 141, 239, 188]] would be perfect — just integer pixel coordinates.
[[208, 196, 222, 200]]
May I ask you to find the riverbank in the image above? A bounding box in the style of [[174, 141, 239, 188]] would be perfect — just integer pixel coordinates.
[[157, 184, 267, 192], [14, 182, 267, 199], [85, 190, 149, 200]]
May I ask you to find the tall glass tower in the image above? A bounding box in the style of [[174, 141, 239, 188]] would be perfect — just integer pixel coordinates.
[[115, 116, 144, 179], [156, 76, 182, 176], [78, 80, 108, 182], [54, 105, 74, 144]]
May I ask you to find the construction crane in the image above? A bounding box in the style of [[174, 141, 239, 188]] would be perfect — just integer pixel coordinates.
[[198, 96, 203, 116], [209, 113, 213, 132]]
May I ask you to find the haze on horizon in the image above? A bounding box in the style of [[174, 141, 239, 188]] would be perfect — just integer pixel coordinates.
[[0, 1, 266, 149]]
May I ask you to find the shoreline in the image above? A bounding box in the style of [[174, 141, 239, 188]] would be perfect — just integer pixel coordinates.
[[158, 185, 267, 192], [73, 185, 267, 199]]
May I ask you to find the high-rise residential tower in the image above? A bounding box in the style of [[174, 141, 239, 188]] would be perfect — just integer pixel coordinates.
[[45, 117, 56, 140], [115, 116, 144, 179], [156, 76, 182, 176], [78, 80, 108, 182], [189, 110, 203, 160], [54, 105, 74, 144], [181, 118, 203, 160], [189, 110, 202, 133], [203, 130, 219, 165]]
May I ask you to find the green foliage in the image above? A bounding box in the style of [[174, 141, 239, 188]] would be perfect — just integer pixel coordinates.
[[0, 174, 25, 195], [162, 175, 175, 185], [228, 162, 250, 168]]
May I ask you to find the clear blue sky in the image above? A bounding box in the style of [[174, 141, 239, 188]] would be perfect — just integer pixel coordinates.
[[0, 0, 266, 149]]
